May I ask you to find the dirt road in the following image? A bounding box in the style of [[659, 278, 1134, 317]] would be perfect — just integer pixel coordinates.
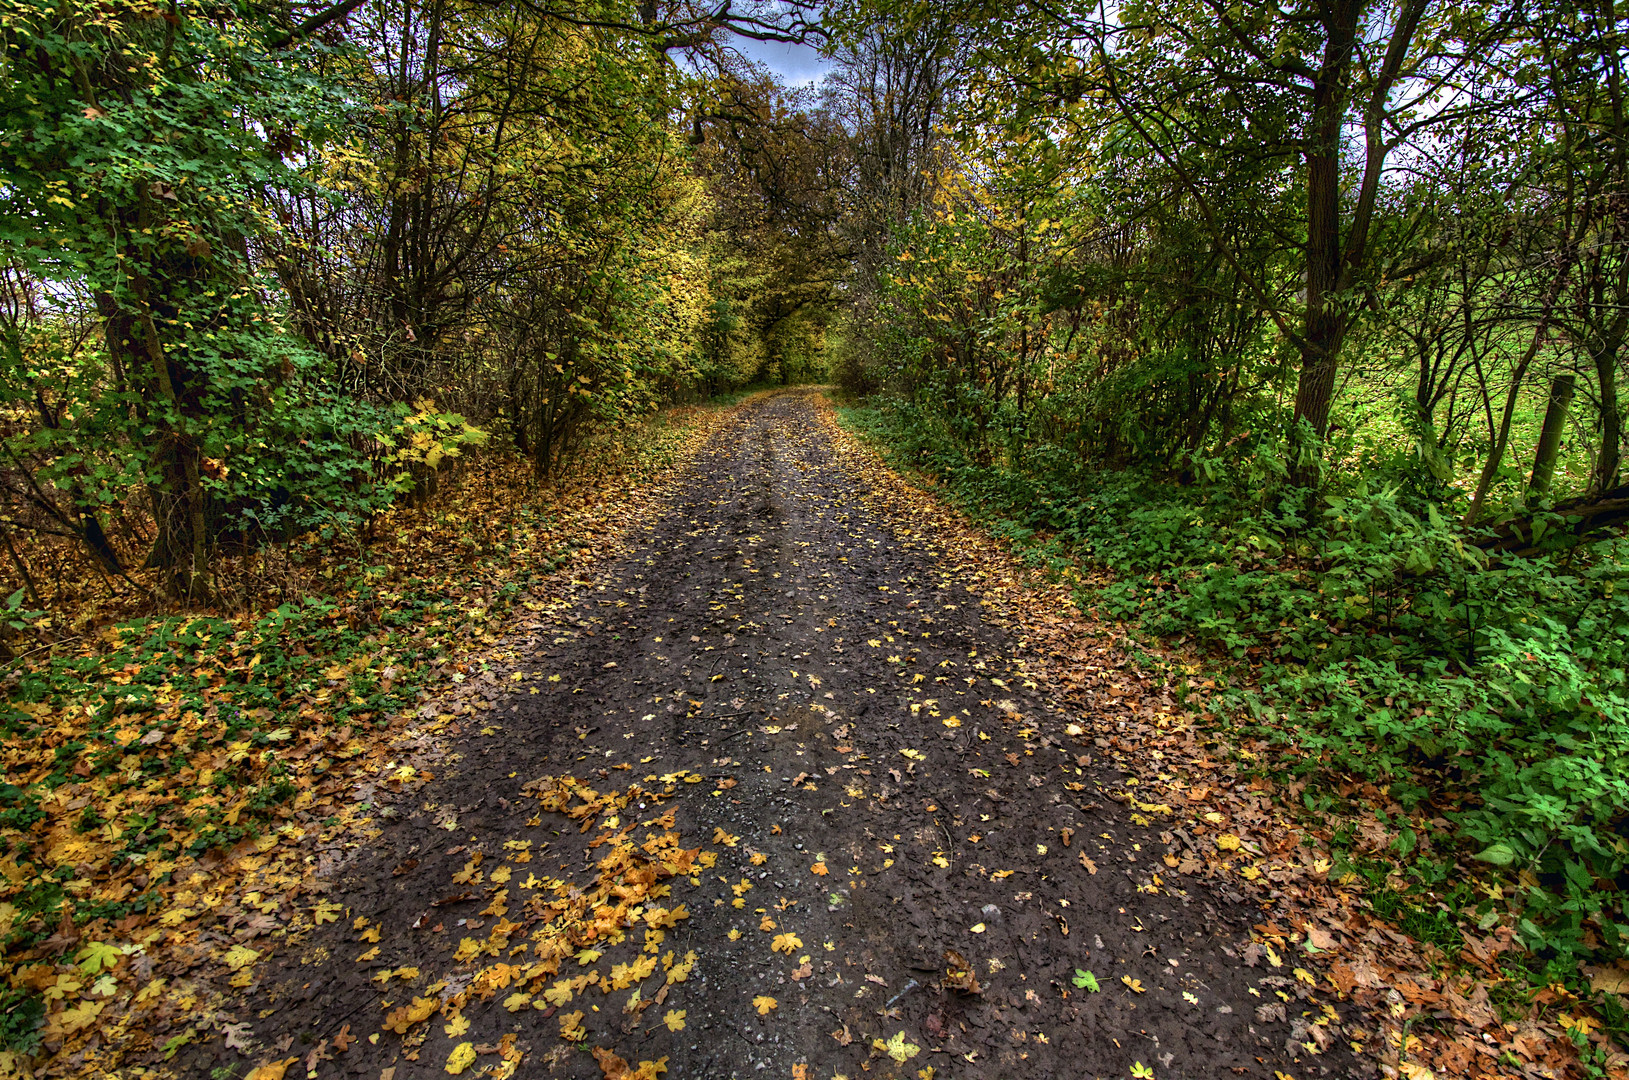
[[208, 391, 1352, 1080]]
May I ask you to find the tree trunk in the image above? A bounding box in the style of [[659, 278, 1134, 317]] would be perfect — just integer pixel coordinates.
[[1288, 0, 1360, 487], [1591, 336, 1622, 495], [1528, 373, 1576, 500]]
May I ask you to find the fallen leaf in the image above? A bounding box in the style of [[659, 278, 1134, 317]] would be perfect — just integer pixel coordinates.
[[752, 995, 778, 1015], [663, 1009, 686, 1032], [445, 1042, 477, 1074], [873, 1031, 920, 1064], [245, 1059, 299, 1080]]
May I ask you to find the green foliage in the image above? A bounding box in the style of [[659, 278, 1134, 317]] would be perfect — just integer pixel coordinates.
[[0, 981, 44, 1053], [841, 397, 1629, 975]]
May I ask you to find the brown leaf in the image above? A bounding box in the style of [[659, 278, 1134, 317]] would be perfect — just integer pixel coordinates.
[[592, 1045, 630, 1079], [942, 949, 982, 995]]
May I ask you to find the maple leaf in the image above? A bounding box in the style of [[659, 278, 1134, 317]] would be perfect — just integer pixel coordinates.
[[593, 1046, 630, 1078], [559, 1009, 587, 1040], [384, 996, 438, 1033], [752, 995, 778, 1015], [445, 1041, 477, 1074], [667, 951, 696, 983], [771, 932, 803, 954], [313, 899, 342, 924], [54, 999, 104, 1034], [759, 914, 777, 931], [664, 1009, 686, 1032], [1215, 834, 1242, 851], [873, 1032, 921, 1064], [713, 827, 740, 846], [1122, 976, 1145, 993], [223, 944, 261, 971], [244, 1058, 299, 1080], [503, 991, 533, 1012], [75, 941, 121, 974]]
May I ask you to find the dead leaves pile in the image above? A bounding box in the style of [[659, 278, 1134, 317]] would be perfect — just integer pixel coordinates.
[[321, 775, 712, 1080]]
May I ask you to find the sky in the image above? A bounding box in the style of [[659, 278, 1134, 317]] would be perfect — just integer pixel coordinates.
[[729, 36, 830, 88]]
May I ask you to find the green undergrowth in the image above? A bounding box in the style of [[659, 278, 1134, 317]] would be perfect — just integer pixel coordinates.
[[837, 395, 1629, 999]]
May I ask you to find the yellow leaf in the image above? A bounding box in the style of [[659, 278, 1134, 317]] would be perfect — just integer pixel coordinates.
[[444, 1014, 470, 1037], [1122, 976, 1145, 993], [752, 995, 778, 1015], [53, 1000, 103, 1034], [223, 945, 260, 971], [313, 899, 342, 924], [667, 951, 696, 984], [558, 1009, 586, 1040], [771, 933, 803, 954], [445, 1042, 477, 1074], [727, 929, 742, 941], [384, 996, 438, 1033], [503, 992, 532, 1012], [810, 862, 829, 877], [245, 1058, 299, 1080], [664, 1009, 686, 1032], [1216, 835, 1242, 851], [872, 1032, 920, 1064]]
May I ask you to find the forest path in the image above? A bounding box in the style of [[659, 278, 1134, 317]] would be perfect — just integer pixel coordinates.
[[209, 390, 1354, 1080]]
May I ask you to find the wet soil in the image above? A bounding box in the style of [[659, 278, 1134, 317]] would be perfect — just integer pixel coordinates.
[[197, 390, 1358, 1080]]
